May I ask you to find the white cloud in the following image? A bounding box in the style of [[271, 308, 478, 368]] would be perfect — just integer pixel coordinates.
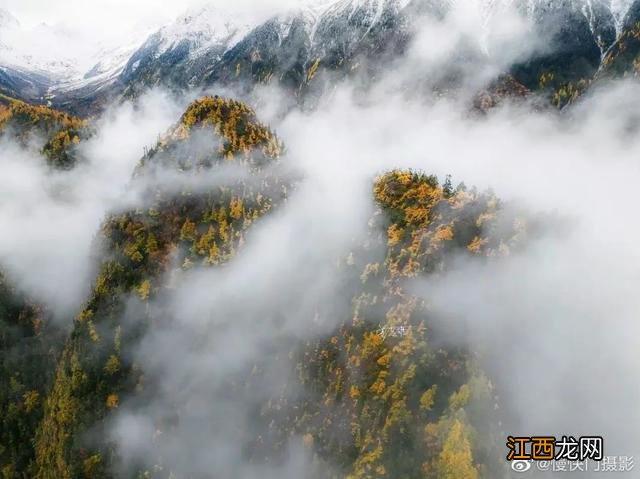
[[0, 89, 181, 316], [2, 0, 639, 473]]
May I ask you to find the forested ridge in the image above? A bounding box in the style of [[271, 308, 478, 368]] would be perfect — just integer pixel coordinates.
[[0, 94, 528, 478], [0, 94, 91, 168], [2, 1, 639, 477]]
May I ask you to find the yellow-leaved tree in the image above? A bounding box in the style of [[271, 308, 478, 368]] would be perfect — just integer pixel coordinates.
[[438, 420, 479, 479]]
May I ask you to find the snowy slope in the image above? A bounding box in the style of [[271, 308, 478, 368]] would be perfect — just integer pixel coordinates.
[[0, 19, 81, 80], [2, 0, 640, 111], [0, 7, 149, 98], [155, 5, 257, 58]]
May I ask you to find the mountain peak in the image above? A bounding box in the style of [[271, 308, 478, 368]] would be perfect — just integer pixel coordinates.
[[153, 4, 259, 56]]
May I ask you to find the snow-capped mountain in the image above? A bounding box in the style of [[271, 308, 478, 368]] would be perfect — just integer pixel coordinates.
[[0, 20, 80, 80], [151, 5, 257, 59], [116, 0, 419, 101], [3, 0, 640, 114], [118, 5, 260, 93], [116, 0, 629, 100], [0, 8, 150, 106]]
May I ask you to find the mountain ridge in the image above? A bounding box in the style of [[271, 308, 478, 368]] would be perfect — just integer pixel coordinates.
[[4, 0, 640, 115]]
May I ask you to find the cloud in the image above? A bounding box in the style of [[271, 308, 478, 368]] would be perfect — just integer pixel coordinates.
[[111, 75, 640, 479], [2, 0, 639, 474], [0, 89, 182, 316], [97, 3, 639, 475]]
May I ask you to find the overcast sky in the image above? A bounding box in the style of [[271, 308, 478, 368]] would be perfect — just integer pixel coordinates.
[[2, 0, 195, 35]]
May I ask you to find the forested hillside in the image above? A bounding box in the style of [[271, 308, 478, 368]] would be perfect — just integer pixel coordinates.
[[1, 2, 639, 478], [0, 94, 91, 168], [0, 94, 528, 478], [0, 273, 65, 479]]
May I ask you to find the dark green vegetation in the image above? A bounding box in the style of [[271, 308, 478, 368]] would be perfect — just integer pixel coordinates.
[[0, 273, 66, 479], [601, 17, 640, 79], [0, 97, 93, 478], [512, 0, 640, 108]]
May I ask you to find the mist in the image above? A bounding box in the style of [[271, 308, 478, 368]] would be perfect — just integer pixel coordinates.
[[100, 3, 640, 478], [1, 0, 638, 478], [114, 87, 640, 476], [113, 68, 635, 479], [0, 89, 182, 316]]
